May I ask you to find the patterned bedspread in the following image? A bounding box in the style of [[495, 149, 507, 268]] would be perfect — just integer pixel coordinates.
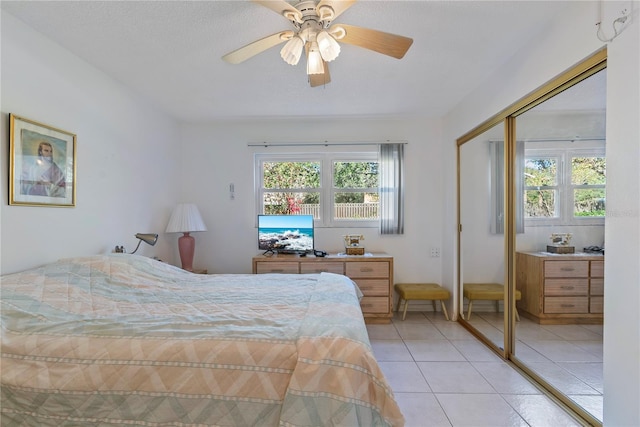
[[1, 255, 403, 426]]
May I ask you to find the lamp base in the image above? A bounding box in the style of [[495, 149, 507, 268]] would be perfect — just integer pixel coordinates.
[[178, 232, 195, 271]]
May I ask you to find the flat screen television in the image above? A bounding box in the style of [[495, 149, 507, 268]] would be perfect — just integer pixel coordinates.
[[258, 214, 314, 254]]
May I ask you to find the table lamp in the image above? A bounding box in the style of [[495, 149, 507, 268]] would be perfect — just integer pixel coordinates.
[[165, 203, 207, 271]]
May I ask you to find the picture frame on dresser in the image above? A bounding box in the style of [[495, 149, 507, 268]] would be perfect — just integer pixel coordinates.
[[9, 114, 76, 207]]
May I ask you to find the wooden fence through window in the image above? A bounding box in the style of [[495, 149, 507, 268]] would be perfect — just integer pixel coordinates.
[[299, 203, 379, 219]]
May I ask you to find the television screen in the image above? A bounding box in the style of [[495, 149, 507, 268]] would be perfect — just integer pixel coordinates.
[[258, 214, 314, 254]]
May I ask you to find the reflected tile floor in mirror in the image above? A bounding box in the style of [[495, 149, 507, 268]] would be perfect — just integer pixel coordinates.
[[368, 312, 587, 426], [469, 312, 603, 423]]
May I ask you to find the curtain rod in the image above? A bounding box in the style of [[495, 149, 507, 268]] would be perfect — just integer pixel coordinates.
[[490, 137, 605, 143], [247, 140, 408, 148]]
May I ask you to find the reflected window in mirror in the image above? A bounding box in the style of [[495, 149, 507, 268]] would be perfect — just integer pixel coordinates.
[[524, 143, 605, 226]]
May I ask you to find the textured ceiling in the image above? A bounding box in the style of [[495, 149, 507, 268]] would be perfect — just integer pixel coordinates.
[[1, 1, 577, 122]]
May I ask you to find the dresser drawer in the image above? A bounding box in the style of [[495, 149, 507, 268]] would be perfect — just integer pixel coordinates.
[[544, 261, 589, 278], [255, 262, 299, 274], [590, 278, 604, 296], [300, 262, 344, 274], [345, 262, 389, 278], [544, 279, 588, 296], [360, 296, 390, 313], [544, 297, 589, 313], [591, 260, 604, 277], [353, 279, 389, 296], [590, 296, 604, 313]]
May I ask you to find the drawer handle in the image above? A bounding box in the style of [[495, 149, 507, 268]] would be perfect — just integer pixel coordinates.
[[271, 269, 284, 273], [361, 304, 374, 308], [560, 304, 575, 308], [560, 286, 575, 290], [360, 267, 374, 272], [560, 267, 575, 271]]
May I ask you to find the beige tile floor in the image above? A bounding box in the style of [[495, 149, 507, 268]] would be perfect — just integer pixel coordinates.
[[368, 312, 585, 427]]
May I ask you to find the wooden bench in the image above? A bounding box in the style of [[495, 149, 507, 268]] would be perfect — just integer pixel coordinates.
[[463, 283, 521, 321], [394, 283, 450, 320]]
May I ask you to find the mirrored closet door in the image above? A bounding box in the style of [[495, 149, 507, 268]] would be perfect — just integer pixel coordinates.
[[458, 121, 509, 354], [512, 68, 606, 425], [457, 50, 606, 426]]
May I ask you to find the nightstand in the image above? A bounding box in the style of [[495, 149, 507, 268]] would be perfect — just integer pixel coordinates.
[[191, 268, 208, 274]]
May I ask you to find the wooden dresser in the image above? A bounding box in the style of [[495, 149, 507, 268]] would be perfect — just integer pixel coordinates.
[[516, 251, 604, 324], [252, 253, 394, 324]]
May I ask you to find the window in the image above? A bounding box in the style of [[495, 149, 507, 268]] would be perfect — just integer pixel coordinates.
[[256, 153, 380, 227], [524, 156, 559, 218], [524, 147, 605, 225], [571, 155, 606, 217]]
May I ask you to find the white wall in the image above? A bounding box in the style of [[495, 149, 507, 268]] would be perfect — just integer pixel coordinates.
[[443, 1, 639, 425], [602, 4, 640, 424], [176, 117, 444, 287], [0, 12, 182, 274]]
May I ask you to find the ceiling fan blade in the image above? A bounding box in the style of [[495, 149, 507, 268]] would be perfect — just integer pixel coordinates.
[[316, 0, 356, 21], [309, 62, 331, 87], [222, 31, 294, 64], [252, 0, 303, 22], [335, 24, 413, 59]]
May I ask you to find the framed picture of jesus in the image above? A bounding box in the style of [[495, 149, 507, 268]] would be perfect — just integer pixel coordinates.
[[9, 114, 76, 207]]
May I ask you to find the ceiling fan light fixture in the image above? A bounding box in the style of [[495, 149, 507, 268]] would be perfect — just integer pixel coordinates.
[[329, 26, 346, 41], [317, 30, 340, 62], [306, 42, 324, 75], [316, 5, 335, 22], [280, 35, 304, 65]]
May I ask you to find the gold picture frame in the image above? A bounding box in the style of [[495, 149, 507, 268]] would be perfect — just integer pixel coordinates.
[[9, 114, 76, 207]]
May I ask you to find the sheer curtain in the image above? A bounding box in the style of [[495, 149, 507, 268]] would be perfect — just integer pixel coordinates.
[[379, 143, 405, 234], [490, 140, 524, 234]]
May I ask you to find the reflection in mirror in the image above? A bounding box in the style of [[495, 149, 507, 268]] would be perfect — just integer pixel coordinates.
[[459, 121, 508, 351], [513, 69, 606, 423]]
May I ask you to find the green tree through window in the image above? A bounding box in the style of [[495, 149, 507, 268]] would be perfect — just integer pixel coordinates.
[[257, 154, 380, 225], [523, 148, 605, 224], [263, 161, 320, 214], [572, 156, 606, 217]]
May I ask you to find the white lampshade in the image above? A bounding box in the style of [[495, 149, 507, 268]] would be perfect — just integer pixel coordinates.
[[165, 204, 207, 233], [280, 35, 304, 65], [306, 42, 324, 75], [317, 30, 340, 62]]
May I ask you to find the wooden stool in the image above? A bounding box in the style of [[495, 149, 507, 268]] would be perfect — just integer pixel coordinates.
[[463, 283, 521, 321], [394, 283, 450, 320]]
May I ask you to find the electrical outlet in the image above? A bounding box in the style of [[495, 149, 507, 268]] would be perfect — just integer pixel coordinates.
[[430, 247, 440, 258]]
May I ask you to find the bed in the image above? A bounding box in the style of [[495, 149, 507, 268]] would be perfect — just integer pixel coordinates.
[[1, 254, 403, 426]]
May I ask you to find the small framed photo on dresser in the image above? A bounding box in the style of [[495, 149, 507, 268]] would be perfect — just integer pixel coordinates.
[[9, 114, 76, 207]]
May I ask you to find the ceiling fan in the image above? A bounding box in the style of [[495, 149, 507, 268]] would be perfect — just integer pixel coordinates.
[[222, 0, 413, 87]]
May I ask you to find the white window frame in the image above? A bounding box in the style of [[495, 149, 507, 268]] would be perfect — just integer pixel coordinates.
[[255, 152, 379, 228], [524, 146, 605, 227]]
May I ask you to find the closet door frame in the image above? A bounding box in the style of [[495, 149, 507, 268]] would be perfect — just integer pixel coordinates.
[[456, 48, 606, 427]]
